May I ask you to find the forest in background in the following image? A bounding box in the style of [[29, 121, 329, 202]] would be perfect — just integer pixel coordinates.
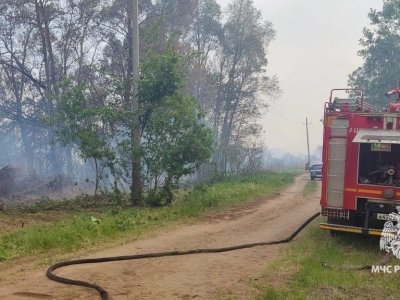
[[0, 0, 279, 204]]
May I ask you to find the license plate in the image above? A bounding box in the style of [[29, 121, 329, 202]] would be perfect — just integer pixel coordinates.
[[376, 213, 396, 221]]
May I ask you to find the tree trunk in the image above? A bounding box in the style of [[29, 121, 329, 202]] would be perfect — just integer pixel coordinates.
[[94, 158, 99, 196], [65, 144, 74, 177], [35, 0, 63, 176]]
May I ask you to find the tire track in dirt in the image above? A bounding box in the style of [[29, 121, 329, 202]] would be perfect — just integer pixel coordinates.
[[0, 174, 320, 299]]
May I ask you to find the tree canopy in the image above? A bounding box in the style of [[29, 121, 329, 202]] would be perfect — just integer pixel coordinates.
[[349, 0, 400, 106]]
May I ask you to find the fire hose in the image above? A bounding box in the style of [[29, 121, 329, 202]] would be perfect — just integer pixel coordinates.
[[46, 212, 320, 300]]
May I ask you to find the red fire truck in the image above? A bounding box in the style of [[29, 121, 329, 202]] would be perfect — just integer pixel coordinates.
[[320, 88, 400, 235]]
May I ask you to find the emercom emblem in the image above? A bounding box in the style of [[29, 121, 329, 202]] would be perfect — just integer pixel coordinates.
[[380, 206, 400, 259]]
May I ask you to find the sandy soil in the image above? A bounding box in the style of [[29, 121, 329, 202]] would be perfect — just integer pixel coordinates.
[[0, 174, 320, 300]]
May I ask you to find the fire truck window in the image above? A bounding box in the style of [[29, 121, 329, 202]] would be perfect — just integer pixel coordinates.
[[358, 143, 400, 186]]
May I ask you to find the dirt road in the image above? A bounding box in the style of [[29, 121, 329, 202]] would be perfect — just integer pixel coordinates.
[[0, 174, 320, 299]]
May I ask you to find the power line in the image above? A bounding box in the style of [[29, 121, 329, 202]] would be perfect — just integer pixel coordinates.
[[266, 103, 304, 125]]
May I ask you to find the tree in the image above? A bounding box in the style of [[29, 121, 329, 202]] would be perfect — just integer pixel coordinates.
[[53, 82, 115, 196], [187, 0, 223, 108], [0, 0, 102, 177], [213, 0, 279, 174], [349, 0, 400, 106], [140, 49, 213, 204], [143, 93, 213, 203], [153, 0, 198, 37]]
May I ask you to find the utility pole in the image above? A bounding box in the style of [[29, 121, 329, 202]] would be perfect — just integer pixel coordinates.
[[128, 0, 142, 205], [306, 117, 310, 166]]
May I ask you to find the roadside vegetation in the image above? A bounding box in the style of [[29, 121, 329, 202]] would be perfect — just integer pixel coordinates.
[[303, 180, 318, 197], [0, 171, 296, 262], [249, 220, 399, 299]]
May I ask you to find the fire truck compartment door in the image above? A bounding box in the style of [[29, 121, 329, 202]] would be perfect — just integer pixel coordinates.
[[352, 129, 400, 144], [327, 119, 349, 208]]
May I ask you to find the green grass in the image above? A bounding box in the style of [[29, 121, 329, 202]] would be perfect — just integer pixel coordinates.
[[303, 180, 318, 197], [250, 220, 400, 300], [0, 171, 296, 262]]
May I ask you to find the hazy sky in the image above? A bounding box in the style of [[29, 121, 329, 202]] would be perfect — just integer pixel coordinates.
[[217, 0, 382, 156]]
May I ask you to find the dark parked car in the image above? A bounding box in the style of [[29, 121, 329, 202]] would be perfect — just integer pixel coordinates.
[[309, 162, 322, 180]]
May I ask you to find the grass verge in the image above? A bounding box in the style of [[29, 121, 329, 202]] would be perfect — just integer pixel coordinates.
[[303, 180, 318, 197], [250, 219, 400, 300], [0, 171, 296, 262]]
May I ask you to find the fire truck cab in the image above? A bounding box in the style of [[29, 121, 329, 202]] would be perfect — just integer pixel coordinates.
[[320, 88, 400, 236]]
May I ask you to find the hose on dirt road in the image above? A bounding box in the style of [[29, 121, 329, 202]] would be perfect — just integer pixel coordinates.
[[47, 212, 320, 300]]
